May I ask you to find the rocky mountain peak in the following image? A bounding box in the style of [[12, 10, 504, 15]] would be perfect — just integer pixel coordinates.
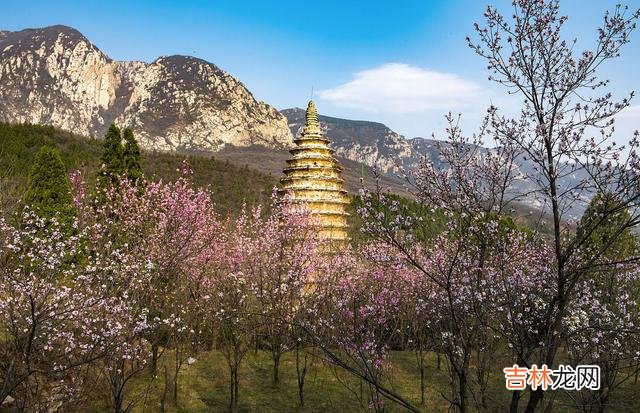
[[0, 25, 293, 151], [0, 25, 104, 62]]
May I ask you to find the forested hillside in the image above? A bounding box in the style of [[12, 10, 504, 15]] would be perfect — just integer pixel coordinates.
[[0, 123, 277, 215]]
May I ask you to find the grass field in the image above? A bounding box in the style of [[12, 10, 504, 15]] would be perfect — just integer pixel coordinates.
[[85, 349, 640, 413], [89, 350, 452, 413]]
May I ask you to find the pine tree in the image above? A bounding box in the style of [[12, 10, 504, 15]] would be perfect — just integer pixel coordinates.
[[24, 146, 75, 229], [122, 128, 143, 183], [577, 192, 637, 263], [98, 123, 124, 188]]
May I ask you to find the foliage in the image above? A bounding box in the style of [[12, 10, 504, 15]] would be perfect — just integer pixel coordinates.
[[23, 145, 75, 230], [0, 122, 276, 217], [98, 124, 125, 189], [577, 192, 637, 264], [0, 212, 152, 411], [122, 128, 143, 184], [349, 193, 447, 244]]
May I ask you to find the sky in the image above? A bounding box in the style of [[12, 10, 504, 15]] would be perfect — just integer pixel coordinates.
[[2, 0, 640, 141]]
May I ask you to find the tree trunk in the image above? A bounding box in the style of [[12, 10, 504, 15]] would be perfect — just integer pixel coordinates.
[[111, 371, 125, 413], [160, 365, 169, 413], [509, 389, 520, 413], [173, 372, 179, 404], [229, 364, 239, 413], [458, 371, 468, 413], [114, 389, 124, 413], [295, 344, 308, 408], [524, 388, 544, 413], [173, 346, 181, 403], [150, 344, 159, 377], [415, 347, 426, 405], [272, 350, 281, 385]]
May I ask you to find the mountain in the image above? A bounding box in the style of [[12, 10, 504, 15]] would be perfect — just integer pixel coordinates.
[[0, 25, 293, 151], [0, 24, 438, 178]]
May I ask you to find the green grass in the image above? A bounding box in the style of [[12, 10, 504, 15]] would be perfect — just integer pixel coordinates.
[[89, 351, 454, 413], [82, 349, 640, 413]]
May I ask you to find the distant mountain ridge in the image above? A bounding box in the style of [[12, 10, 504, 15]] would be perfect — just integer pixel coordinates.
[[0, 25, 293, 151], [1, 24, 448, 177], [282, 108, 442, 174]]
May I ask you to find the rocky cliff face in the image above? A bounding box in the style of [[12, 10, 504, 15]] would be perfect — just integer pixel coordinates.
[[0, 25, 293, 151]]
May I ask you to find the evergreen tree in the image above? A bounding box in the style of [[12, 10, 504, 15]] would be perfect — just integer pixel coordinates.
[[577, 192, 637, 263], [122, 128, 143, 183], [24, 146, 75, 229], [98, 123, 124, 188]]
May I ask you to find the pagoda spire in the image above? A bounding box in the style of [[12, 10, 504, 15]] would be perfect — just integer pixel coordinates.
[[304, 100, 321, 133], [279, 100, 350, 245]]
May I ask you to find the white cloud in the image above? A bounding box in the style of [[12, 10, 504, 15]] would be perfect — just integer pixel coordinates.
[[611, 105, 640, 149], [318, 63, 483, 114], [617, 105, 640, 120]]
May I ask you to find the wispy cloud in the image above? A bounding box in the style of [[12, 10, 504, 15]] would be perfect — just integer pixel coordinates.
[[616, 105, 640, 120], [318, 63, 483, 114]]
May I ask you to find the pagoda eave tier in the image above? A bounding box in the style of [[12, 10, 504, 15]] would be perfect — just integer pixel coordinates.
[[285, 160, 343, 172], [308, 211, 350, 219], [280, 175, 345, 185], [290, 146, 335, 154], [279, 187, 349, 197], [295, 135, 330, 142], [286, 153, 334, 160], [282, 165, 344, 174], [280, 196, 351, 206], [281, 201, 351, 214]]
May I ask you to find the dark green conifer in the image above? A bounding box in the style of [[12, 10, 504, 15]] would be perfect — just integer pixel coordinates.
[[98, 123, 124, 188], [24, 146, 75, 229], [122, 128, 143, 183], [577, 192, 637, 262]]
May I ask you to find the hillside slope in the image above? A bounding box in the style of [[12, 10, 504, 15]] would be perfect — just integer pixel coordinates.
[[0, 123, 277, 215]]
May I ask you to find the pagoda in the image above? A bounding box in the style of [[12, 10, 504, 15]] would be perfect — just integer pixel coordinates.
[[280, 100, 350, 243]]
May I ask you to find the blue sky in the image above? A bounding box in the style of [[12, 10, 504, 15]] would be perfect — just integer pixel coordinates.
[[2, 0, 639, 139]]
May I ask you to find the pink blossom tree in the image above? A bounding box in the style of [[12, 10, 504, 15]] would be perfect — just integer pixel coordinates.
[[85, 162, 221, 406], [305, 243, 422, 412], [0, 212, 151, 412], [198, 194, 324, 411], [202, 209, 254, 413], [242, 196, 323, 386]]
